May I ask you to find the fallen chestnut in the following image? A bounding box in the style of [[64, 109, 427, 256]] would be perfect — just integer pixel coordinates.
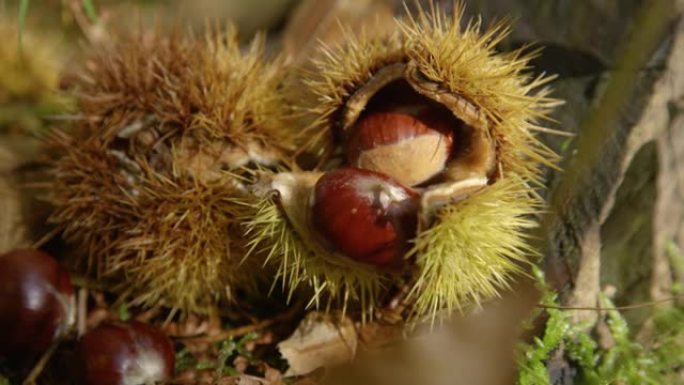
[[346, 106, 455, 186], [76, 321, 175, 385], [311, 167, 419, 268], [0, 249, 75, 359]]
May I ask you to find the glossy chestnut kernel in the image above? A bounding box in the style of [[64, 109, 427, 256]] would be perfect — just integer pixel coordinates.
[[311, 167, 419, 267], [0, 249, 75, 359], [76, 321, 175, 385], [346, 106, 455, 186]]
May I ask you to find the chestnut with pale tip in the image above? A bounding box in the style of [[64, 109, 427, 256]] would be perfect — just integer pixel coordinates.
[[311, 167, 419, 268], [346, 106, 455, 186], [0, 249, 75, 360], [76, 321, 175, 385]]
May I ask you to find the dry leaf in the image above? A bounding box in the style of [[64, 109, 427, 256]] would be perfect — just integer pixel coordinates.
[[278, 312, 357, 377], [357, 321, 403, 350]]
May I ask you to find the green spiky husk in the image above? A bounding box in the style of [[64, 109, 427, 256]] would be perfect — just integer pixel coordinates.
[[399, 3, 562, 183], [408, 175, 540, 323], [304, 3, 561, 179], [50, 132, 253, 312], [48, 25, 291, 312], [71, 25, 294, 155], [288, 2, 562, 321], [107, 173, 254, 312], [241, 190, 387, 321], [301, 30, 406, 154]]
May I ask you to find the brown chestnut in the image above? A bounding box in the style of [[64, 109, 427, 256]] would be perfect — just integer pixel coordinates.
[[76, 321, 175, 385], [346, 106, 455, 186], [0, 249, 75, 359], [311, 167, 419, 268]]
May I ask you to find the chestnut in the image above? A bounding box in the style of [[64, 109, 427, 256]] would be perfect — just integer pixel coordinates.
[[76, 321, 175, 385], [0, 249, 75, 359], [311, 167, 419, 268], [346, 106, 455, 186]]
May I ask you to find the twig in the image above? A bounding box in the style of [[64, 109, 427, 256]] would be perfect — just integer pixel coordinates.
[[31, 227, 62, 249], [19, 182, 53, 189], [537, 294, 683, 311], [70, 274, 110, 291], [77, 287, 88, 337], [67, 0, 107, 44], [233, 374, 270, 384], [134, 306, 162, 323], [21, 338, 60, 385], [178, 301, 304, 343]]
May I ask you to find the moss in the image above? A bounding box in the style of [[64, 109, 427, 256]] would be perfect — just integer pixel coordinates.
[[517, 267, 684, 385], [174, 332, 259, 377]]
